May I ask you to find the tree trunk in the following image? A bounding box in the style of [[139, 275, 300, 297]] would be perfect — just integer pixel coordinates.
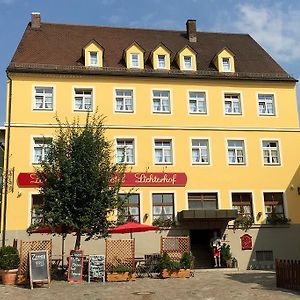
[[75, 232, 81, 250]]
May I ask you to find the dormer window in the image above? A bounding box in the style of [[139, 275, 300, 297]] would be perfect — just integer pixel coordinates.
[[89, 52, 98, 66], [222, 58, 230, 72], [157, 55, 166, 69], [130, 53, 140, 68], [184, 56, 192, 70]]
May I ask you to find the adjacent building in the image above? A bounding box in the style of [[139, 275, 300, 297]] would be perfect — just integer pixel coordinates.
[[3, 12, 300, 269]]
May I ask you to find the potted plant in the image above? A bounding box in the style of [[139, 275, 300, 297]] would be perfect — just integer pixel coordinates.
[[233, 215, 254, 231], [160, 252, 192, 278], [152, 218, 176, 228], [266, 213, 290, 225], [106, 264, 136, 282], [0, 246, 20, 285], [221, 243, 232, 268]]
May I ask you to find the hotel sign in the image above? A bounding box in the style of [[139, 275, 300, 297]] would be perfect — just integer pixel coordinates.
[[17, 172, 187, 188]]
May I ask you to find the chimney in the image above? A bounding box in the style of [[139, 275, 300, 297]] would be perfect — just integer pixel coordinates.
[[31, 12, 41, 29], [186, 19, 197, 43]]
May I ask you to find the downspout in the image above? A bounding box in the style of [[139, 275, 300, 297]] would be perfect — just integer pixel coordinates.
[[1, 71, 12, 247]]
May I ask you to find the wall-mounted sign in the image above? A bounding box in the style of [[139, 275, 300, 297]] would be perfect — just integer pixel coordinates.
[[240, 234, 253, 250], [17, 172, 187, 188]]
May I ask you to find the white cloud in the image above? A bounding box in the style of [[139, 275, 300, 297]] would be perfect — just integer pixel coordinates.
[[232, 3, 300, 62]]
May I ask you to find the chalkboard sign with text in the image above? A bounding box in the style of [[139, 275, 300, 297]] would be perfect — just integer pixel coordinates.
[[88, 255, 105, 283], [29, 250, 50, 289], [67, 250, 84, 283]]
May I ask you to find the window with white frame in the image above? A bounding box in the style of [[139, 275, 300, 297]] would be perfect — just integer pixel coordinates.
[[89, 51, 98, 66], [157, 55, 166, 69], [227, 140, 245, 164], [34, 87, 53, 110], [262, 141, 280, 165], [154, 139, 172, 164], [264, 192, 285, 220], [258, 94, 275, 115], [130, 53, 140, 68], [152, 193, 174, 221], [189, 91, 207, 114], [224, 93, 241, 114], [222, 58, 230, 72], [74, 88, 93, 111], [191, 139, 209, 164], [152, 90, 170, 113], [184, 56, 192, 70], [116, 139, 135, 164], [115, 89, 133, 112], [119, 194, 140, 223], [31, 194, 44, 225], [33, 137, 52, 164]]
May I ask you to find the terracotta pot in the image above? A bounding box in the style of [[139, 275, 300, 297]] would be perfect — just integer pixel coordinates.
[[2, 269, 18, 285], [161, 268, 191, 279]]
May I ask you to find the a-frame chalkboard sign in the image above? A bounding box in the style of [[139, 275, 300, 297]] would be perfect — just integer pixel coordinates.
[[67, 250, 84, 283], [29, 250, 50, 289], [88, 255, 105, 283]]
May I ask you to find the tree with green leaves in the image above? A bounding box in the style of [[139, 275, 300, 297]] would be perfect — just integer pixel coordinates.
[[30, 114, 126, 250]]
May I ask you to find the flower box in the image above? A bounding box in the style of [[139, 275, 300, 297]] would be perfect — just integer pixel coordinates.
[[106, 272, 136, 282], [161, 268, 191, 279]]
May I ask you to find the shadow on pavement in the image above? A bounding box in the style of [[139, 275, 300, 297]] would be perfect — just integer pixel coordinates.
[[225, 272, 300, 297]]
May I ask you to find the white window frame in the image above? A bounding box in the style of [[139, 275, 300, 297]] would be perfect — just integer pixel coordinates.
[[224, 93, 242, 115], [152, 90, 171, 113], [115, 138, 135, 164], [151, 192, 175, 222], [130, 53, 140, 68], [183, 55, 192, 70], [188, 91, 207, 114], [32, 137, 52, 164], [262, 140, 281, 165], [33, 86, 54, 111], [227, 139, 246, 165], [222, 57, 231, 72], [191, 139, 210, 165], [157, 55, 166, 69], [73, 88, 94, 112], [114, 89, 134, 113], [154, 139, 173, 165], [258, 94, 276, 116], [89, 51, 98, 66]]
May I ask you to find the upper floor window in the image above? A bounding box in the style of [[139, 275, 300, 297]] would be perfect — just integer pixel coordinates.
[[33, 137, 52, 164], [119, 194, 140, 223], [191, 139, 209, 164], [74, 88, 93, 111], [89, 51, 98, 66], [262, 140, 280, 165], [115, 89, 133, 112], [130, 53, 140, 68], [34, 87, 53, 110], [154, 139, 172, 164], [157, 55, 166, 69], [258, 94, 275, 116], [152, 90, 170, 113], [184, 56, 192, 70], [188, 193, 218, 210], [227, 140, 245, 165], [224, 93, 242, 115], [152, 193, 174, 221], [222, 58, 230, 72], [116, 139, 135, 164], [189, 92, 207, 114], [232, 192, 253, 217], [264, 192, 285, 221]]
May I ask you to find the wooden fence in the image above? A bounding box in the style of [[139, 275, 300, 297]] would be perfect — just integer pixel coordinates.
[[275, 259, 300, 290]]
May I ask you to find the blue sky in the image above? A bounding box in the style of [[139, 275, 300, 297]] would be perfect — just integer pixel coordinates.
[[1, 0, 300, 125]]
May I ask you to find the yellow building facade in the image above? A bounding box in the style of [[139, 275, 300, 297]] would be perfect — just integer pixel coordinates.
[[3, 14, 300, 269]]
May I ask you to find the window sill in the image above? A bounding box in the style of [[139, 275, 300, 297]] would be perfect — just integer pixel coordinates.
[[152, 111, 171, 114], [115, 110, 134, 113], [189, 112, 208, 115], [33, 109, 54, 111]]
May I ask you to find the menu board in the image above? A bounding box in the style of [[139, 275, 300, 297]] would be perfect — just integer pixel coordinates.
[[29, 250, 50, 289], [67, 250, 84, 282], [88, 255, 105, 283]]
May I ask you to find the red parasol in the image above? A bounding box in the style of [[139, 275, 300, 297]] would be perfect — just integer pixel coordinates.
[[108, 221, 159, 239]]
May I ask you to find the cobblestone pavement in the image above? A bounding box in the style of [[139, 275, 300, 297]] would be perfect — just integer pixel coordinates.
[[0, 270, 299, 300]]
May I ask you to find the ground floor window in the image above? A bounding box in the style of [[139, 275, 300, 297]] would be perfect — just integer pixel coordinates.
[[188, 193, 218, 209], [256, 250, 273, 262], [264, 192, 285, 219], [231, 192, 253, 217], [31, 194, 44, 224], [119, 194, 140, 223], [152, 193, 174, 221]]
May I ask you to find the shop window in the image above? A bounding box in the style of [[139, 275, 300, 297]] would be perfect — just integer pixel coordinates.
[[152, 193, 174, 221], [232, 193, 253, 217], [119, 194, 140, 223], [188, 193, 218, 209], [31, 194, 44, 225]]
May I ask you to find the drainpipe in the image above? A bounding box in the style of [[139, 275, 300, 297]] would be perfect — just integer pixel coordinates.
[[2, 71, 12, 247]]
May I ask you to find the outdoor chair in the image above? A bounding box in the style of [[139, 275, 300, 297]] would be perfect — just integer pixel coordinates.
[[136, 253, 161, 278]]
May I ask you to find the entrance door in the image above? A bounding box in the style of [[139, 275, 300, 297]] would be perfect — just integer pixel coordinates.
[[190, 229, 220, 268]]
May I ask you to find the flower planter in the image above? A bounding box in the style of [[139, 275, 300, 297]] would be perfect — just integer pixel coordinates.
[[161, 268, 191, 279], [1, 269, 18, 285], [106, 272, 136, 282]]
